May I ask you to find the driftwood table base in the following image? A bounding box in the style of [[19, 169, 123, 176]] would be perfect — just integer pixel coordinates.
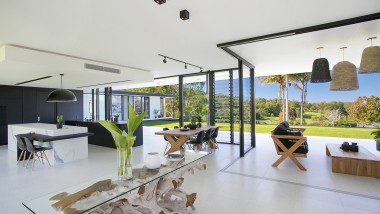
[[89, 162, 206, 214]]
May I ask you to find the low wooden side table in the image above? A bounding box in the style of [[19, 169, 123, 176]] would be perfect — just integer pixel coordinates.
[[326, 143, 380, 179]]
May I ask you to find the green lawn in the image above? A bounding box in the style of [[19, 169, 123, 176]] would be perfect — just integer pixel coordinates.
[[143, 119, 375, 139]]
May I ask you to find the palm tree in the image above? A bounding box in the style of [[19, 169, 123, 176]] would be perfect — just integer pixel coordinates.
[[259, 75, 287, 121], [288, 73, 311, 125]]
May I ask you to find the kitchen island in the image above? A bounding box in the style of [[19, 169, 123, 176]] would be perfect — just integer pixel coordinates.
[[65, 120, 143, 148], [8, 123, 90, 165]]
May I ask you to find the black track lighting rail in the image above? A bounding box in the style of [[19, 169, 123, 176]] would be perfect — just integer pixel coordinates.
[[158, 54, 203, 70]]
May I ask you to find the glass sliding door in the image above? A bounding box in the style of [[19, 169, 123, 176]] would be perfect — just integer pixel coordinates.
[[143, 97, 150, 119], [183, 74, 208, 126], [134, 96, 142, 115], [112, 95, 122, 119]]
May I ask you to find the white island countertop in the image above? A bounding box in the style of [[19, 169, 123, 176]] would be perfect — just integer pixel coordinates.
[[8, 123, 89, 165]]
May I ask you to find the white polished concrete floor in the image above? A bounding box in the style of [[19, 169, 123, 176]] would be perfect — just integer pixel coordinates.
[[1, 127, 379, 214]]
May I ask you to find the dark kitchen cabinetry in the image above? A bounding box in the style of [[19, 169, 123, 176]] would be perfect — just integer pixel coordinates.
[[0, 85, 83, 145], [65, 120, 143, 148]]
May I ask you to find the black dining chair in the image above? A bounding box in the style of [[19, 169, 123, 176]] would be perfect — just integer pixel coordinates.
[[24, 137, 52, 170], [15, 135, 28, 167], [210, 127, 220, 149], [187, 131, 205, 150], [203, 128, 213, 148]]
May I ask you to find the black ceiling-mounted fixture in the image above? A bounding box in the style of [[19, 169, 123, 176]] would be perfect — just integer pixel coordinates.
[[163, 57, 167, 63], [46, 74, 77, 102], [185, 63, 187, 69], [311, 47, 331, 83], [180, 10, 189, 20], [154, 0, 166, 5]]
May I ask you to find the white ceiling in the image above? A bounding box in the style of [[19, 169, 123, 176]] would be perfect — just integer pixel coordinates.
[[0, 0, 379, 89], [230, 19, 380, 77]]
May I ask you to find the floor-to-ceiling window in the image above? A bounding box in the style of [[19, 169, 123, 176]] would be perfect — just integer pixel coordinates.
[[83, 89, 93, 121], [210, 68, 255, 154], [183, 74, 208, 126], [214, 71, 234, 143]]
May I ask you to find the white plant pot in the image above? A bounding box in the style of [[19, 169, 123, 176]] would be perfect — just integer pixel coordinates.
[[145, 152, 161, 169]]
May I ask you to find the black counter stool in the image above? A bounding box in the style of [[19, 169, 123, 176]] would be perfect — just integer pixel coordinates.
[[24, 137, 52, 170]]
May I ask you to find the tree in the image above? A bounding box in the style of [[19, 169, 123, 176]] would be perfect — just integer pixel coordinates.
[[288, 73, 311, 125], [349, 96, 380, 125], [325, 109, 343, 127], [259, 75, 286, 121]]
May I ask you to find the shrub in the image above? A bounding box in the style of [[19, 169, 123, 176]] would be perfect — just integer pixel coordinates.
[[256, 113, 264, 120], [336, 120, 357, 127], [308, 121, 322, 126], [320, 121, 330, 127]]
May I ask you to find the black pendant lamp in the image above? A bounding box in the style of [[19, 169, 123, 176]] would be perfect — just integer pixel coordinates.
[[359, 37, 380, 74], [311, 47, 331, 83], [46, 74, 77, 102]]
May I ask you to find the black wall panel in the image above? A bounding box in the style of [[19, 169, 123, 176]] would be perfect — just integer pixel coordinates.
[[0, 86, 23, 124], [0, 106, 7, 145], [0, 86, 23, 145], [22, 87, 38, 123], [36, 88, 56, 124], [57, 90, 83, 122]]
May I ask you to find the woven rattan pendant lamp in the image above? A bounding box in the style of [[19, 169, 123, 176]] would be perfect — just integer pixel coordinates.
[[311, 47, 331, 83], [330, 47, 359, 91], [359, 37, 380, 74]]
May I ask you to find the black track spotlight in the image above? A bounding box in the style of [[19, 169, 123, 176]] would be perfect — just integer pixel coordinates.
[[200, 69, 203, 72], [163, 57, 167, 63], [185, 63, 187, 69], [154, 0, 166, 5]]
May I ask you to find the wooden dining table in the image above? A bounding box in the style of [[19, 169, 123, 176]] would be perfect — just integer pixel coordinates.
[[155, 126, 218, 154]]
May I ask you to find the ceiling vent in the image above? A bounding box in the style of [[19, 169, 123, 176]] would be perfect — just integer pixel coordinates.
[[84, 63, 120, 74]]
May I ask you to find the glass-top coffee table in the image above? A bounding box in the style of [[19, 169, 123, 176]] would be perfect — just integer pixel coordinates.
[[23, 150, 210, 214]]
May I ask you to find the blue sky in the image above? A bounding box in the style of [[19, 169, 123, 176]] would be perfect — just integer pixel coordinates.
[[254, 74, 380, 103]]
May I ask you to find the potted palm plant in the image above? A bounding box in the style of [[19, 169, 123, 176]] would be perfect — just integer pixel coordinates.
[[99, 104, 147, 180], [371, 127, 380, 151], [56, 115, 63, 129]]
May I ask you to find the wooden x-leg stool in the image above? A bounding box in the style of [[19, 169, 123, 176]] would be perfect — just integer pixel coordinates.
[[271, 135, 307, 171]]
